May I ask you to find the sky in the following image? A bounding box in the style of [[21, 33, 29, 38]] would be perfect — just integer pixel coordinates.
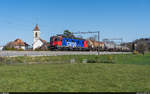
[[0, 0, 150, 45]]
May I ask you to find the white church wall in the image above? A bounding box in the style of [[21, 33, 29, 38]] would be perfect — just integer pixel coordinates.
[[33, 24, 44, 50], [33, 31, 40, 43], [33, 40, 43, 50]]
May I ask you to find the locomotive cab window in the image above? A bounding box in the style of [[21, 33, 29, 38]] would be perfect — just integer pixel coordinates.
[[54, 37, 60, 41], [54, 38, 57, 41]]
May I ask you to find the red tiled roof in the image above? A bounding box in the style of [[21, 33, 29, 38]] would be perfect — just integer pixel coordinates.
[[6, 39, 29, 47], [33, 24, 40, 31], [14, 39, 25, 46]]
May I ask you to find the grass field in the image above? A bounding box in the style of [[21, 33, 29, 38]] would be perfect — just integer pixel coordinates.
[[0, 53, 150, 92]]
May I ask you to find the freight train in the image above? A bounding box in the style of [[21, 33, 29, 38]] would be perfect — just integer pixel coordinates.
[[49, 35, 130, 51]]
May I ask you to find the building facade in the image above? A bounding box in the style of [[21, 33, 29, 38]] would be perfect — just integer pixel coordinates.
[[4, 39, 29, 50], [33, 24, 48, 50]]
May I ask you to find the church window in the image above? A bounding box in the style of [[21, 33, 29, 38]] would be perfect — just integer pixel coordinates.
[[35, 32, 38, 37]]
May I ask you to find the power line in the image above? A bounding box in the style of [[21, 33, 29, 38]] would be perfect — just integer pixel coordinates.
[[72, 31, 100, 55]]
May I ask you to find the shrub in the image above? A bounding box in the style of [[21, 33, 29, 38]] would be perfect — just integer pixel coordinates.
[[87, 59, 97, 63], [17, 48, 24, 51], [3, 46, 17, 50], [3, 46, 24, 51], [108, 56, 113, 61], [133, 50, 138, 55], [0, 57, 5, 62], [0, 57, 5, 65], [136, 42, 147, 55]]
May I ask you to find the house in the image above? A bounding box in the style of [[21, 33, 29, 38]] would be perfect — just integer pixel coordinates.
[[33, 24, 49, 50], [4, 39, 30, 50]]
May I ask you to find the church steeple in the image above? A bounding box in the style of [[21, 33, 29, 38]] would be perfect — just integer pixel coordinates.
[[33, 24, 41, 50], [33, 24, 40, 31]]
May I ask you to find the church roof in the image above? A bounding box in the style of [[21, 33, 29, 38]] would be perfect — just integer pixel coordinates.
[[33, 24, 40, 31]]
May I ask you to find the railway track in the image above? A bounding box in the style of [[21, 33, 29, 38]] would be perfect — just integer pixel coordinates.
[[0, 51, 132, 57]]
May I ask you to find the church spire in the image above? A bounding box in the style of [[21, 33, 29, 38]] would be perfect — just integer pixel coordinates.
[[33, 24, 40, 31]]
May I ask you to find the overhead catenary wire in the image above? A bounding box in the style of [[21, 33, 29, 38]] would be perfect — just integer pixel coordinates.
[[72, 31, 100, 55]]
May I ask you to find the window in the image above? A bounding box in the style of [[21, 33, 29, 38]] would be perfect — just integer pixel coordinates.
[[35, 32, 38, 37], [55, 38, 58, 41]]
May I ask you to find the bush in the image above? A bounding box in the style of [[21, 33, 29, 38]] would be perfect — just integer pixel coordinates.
[[3, 46, 24, 51], [87, 59, 97, 63], [108, 56, 113, 61], [136, 42, 147, 55], [17, 48, 24, 51], [86, 56, 115, 64], [0, 57, 5, 62], [133, 50, 138, 55], [0, 57, 5, 65], [3, 46, 17, 50]]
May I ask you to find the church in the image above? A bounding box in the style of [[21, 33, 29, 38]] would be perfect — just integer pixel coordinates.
[[33, 24, 49, 50]]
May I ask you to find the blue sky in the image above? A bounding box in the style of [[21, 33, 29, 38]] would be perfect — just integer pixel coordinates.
[[0, 0, 150, 45]]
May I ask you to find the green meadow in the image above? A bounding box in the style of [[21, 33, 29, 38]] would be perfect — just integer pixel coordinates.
[[0, 54, 150, 92]]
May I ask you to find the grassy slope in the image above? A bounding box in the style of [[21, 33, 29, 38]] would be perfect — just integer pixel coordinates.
[[0, 63, 150, 92]]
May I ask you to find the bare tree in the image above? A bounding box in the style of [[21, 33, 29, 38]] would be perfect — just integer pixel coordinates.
[[136, 42, 147, 55]]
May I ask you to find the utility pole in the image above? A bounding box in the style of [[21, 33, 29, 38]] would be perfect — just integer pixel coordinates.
[[72, 31, 100, 55], [98, 31, 100, 55]]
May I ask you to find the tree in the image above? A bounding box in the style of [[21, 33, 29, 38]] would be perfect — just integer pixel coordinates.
[[149, 47, 150, 52], [63, 30, 75, 38], [136, 42, 147, 55]]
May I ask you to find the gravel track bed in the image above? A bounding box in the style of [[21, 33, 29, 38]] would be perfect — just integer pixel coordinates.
[[0, 51, 131, 57]]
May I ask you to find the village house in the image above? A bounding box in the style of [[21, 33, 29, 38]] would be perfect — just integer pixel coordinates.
[[3, 24, 49, 51], [4, 39, 30, 50]]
